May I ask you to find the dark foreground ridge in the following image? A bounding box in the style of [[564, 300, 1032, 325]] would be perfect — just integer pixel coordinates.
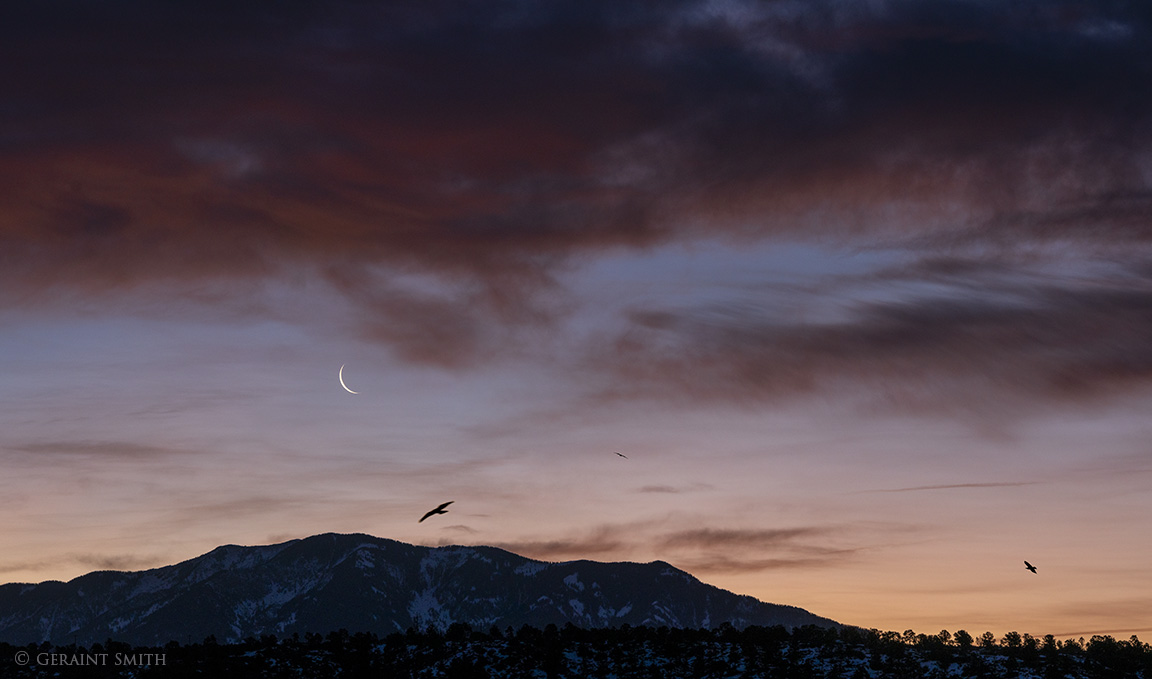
[[1, 624, 1148, 678], [0, 533, 834, 645]]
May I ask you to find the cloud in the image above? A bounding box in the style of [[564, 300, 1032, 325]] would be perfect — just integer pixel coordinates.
[[2, 0, 1151, 372], [658, 527, 833, 550], [265, 532, 308, 545], [857, 482, 1037, 494], [655, 527, 861, 573], [638, 485, 680, 494], [600, 270, 1152, 411], [70, 553, 166, 572], [139, 495, 312, 533], [328, 271, 564, 368], [0, 552, 165, 576], [670, 554, 854, 573], [492, 524, 632, 561], [487, 520, 877, 572], [1050, 598, 1152, 638], [440, 525, 480, 534], [6, 441, 193, 462], [1052, 626, 1152, 639], [637, 483, 713, 494]]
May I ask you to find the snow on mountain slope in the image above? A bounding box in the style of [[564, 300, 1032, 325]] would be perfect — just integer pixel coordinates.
[[0, 533, 838, 645]]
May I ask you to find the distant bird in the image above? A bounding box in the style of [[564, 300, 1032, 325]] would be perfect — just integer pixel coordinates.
[[614, 452, 628, 459], [419, 501, 454, 523], [1024, 560, 1037, 574]]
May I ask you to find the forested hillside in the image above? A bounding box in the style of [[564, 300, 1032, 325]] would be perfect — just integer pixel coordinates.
[[2, 623, 1148, 678]]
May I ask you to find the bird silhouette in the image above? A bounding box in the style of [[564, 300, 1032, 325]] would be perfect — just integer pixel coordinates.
[[419, 501, 454, 523], [1024, 560, 1037, 574], [614, 452, 628, 459]]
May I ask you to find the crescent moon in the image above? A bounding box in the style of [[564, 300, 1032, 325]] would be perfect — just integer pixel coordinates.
[[338, 364, 359, 394]]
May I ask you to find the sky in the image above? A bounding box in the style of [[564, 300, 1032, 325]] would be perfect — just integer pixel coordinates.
[[2, 0, 1151, 639]]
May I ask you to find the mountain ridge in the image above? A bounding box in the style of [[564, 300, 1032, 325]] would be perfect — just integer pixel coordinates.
[[0, 532, 838, 645]]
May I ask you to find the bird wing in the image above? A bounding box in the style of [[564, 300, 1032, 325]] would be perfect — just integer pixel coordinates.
[[1024, 561, 1033, 568], [421, 500, 456, 521]]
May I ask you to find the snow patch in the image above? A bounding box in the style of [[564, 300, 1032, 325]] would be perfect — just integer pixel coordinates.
[[355, 548, 376, 570], [514, 561, 547, 576], [130, 573, 176, 597], [276, 612, 297, 632], [408, 589, 453, 630], [262, 583, 307, 608]]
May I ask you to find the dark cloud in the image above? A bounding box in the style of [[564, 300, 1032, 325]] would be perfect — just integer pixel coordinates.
[[488, 521, 870, 572], [656, 527, 860, 572], [265, 532, 308, 545], [658, 523, 870, 571], [7, 441, 192, 461], [637, 483, 712, 494], [3, 1, 1151, 367], [858, 482, 1037, 493], [70, 553, 166, 572], [1053, 626, 1152, 638], [440, 525, 480, 534], [492, 524, 630, 561], [0, 552, 164, 577], [491, 538, 625, 561], [604, 272, 1152, 409], [670, 554, 853, 574], [1051, 598, 1152, 638], [325, 267, 564, 367], [659, 527, 833, 550]]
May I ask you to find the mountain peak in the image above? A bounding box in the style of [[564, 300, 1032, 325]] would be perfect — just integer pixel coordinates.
[[0, 533, 837, 645]]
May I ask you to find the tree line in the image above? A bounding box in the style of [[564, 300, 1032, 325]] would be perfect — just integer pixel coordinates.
[[1, 623, 1148, 678]]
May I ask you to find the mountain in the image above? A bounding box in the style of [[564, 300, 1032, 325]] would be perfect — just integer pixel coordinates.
[[0, 533, 837, 645]]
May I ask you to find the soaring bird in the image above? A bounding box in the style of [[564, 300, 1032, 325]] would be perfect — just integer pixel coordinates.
[[1024, 560, 1037, 574], [419, 501, 454, 523], [614, 452, 628, 459]]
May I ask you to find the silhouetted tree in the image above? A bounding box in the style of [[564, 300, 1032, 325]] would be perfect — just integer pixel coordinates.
[[954, 629, 974, 652]]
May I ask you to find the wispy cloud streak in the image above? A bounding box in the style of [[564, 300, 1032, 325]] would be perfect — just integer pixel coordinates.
[[857, 482, 1038, 494]]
